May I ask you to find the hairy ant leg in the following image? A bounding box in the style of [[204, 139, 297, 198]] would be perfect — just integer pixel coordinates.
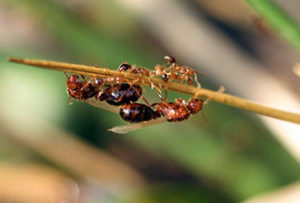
[[129, 78, 152, 107], [201, 85, 225, 105], [193, 86, 224, 121], [194, 72, 201, 88]]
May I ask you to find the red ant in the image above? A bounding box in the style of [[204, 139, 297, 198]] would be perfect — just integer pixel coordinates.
[[117, 62, 167, 99], [65, 73, 99, 102], [162, 56, 201, 88], [153, 97, 204, 122]]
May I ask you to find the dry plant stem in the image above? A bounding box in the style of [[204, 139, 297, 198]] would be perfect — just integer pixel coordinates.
[[8, 57, 300, 125]]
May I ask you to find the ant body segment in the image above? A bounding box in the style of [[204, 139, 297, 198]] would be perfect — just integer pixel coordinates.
[[119, 103, 161, 123], [96, 83, 143, 106]]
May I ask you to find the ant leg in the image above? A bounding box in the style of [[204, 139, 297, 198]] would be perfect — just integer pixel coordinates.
[[155, 87, 166, 101], [133, 85, 152, 106], [203, 85, 225, 105], [64, 72, 69, 78], [164, 63, 176, 71], [217, 85, 225, 93], [194, 73, 201, 88], [163, 89, 168, 101], [128, 78, 152, 107], [148, 74, 167, 101], [80, 76, 99, 91], [68, 96, 73, 105], [201, 109, 209, 123], [80, 75, 87, 82]]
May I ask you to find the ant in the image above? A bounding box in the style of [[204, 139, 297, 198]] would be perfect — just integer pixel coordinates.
[[74, 64, 151, 106], [65, 73, 147, 107], [153, 97, 204, 122], [162, 56, 201, 88], [118, 62, 168, 99], [65, 73, 99, 102], [117, 62, 167, 100]]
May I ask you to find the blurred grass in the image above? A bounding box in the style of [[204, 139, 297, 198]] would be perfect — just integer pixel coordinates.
[[1, 0, 300, 202], [246, 0, 300, 52]]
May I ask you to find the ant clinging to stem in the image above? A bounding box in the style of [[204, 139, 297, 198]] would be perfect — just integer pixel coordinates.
[[117, 55, 202, 100]]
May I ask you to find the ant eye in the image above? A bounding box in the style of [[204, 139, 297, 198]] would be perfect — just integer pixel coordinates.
[[95, 78, 103, 85], [118, 63, 131, 72], [162, 74, 168, 82]]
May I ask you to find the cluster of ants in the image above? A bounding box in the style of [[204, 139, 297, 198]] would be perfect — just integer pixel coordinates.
[[65, 56, 205, 124]]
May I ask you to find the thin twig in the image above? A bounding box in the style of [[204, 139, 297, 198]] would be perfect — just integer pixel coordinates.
[[8, 57, 300, 125]]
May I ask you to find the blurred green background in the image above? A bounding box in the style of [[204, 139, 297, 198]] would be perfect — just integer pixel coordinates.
[[0, 0, 300, 203]]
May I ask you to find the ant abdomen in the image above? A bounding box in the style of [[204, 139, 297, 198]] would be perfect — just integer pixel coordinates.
[[97, 83, 142, 106], [120, 103, 161, 123], [154, 102, 190, 122]]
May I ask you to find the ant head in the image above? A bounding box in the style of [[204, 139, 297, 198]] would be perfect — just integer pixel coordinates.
[[187, 98, 203, 114], [118, 63, 132, 72], [67, 75, 80, 83], [164, 55, 177, 64]]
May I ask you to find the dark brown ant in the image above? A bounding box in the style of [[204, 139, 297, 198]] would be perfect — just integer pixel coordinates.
[[65, 73, 99, 101], [119, 103, 161, 123], [96, 83, 143, 106], [88, 64, 151, 106]]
